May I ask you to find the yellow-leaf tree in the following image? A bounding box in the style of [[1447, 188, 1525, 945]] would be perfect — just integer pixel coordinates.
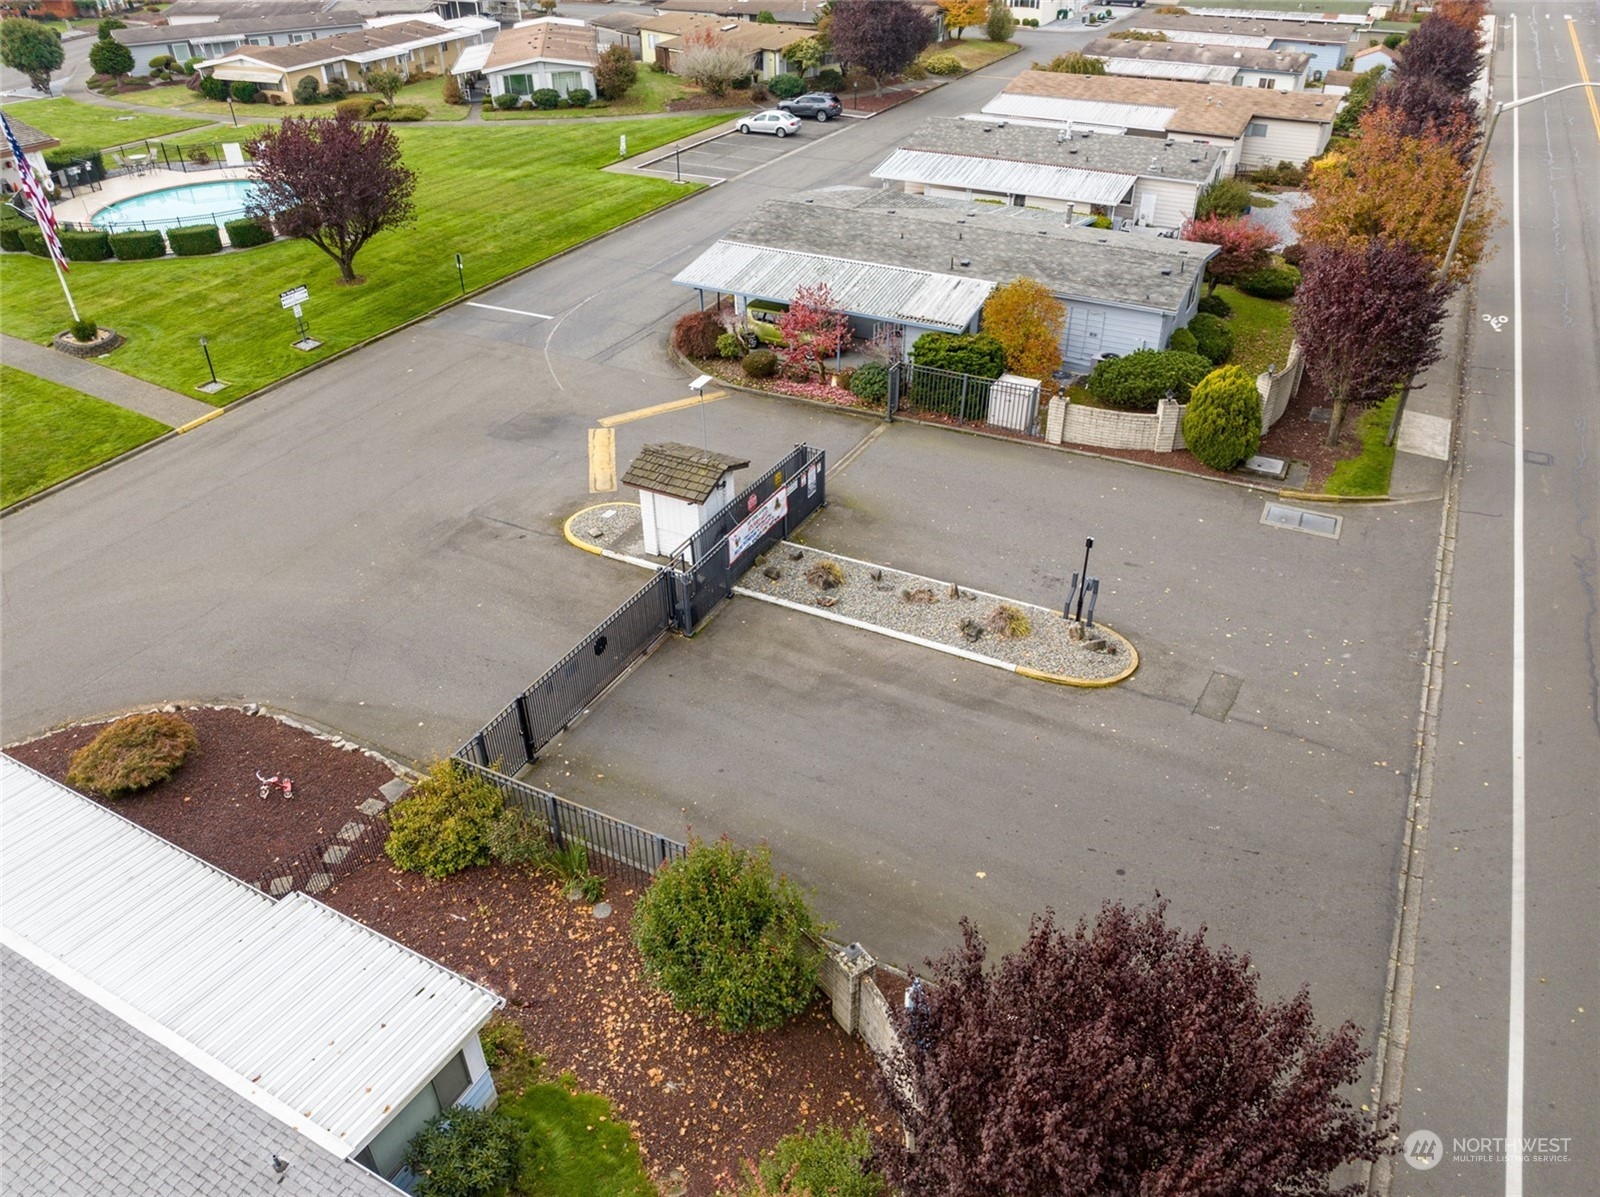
[[981, 277, 1065, 389], [939, 0, 988, 39], [1294, 105, 1496, 285]]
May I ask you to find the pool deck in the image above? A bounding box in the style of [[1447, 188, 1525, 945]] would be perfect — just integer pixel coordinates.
[[53, 165, 255, 235]]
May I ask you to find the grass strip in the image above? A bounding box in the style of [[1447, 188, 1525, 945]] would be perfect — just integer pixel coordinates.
[[0, 365, 169, 506], [1214, 284, 1295, 380], [1, 96, 210, 150], [499, 1081, 657, 1197], [1325, 392, 1399, 496]]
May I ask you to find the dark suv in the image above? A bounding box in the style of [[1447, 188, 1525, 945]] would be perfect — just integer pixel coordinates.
[[778, 92, 844, 122]]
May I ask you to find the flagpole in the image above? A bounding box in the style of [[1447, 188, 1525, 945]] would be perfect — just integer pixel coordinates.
[[50, 248, 80, 323]]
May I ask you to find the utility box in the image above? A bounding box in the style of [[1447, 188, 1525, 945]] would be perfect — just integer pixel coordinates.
[[621, 442, 750, 564], [987, 374, 1042, 435]]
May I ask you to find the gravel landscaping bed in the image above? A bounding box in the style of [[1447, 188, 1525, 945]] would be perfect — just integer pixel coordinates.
[[739, 544, 1134, 682]]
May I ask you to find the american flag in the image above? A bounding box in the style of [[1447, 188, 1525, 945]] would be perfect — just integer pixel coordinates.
[[2, 111, 68, 274]]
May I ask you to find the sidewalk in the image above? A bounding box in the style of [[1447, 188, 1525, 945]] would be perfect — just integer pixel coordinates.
[[1387, 296, 1467, 499], [0, 335, 217, 427]]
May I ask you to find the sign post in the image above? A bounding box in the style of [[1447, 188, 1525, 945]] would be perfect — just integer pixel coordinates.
[[455, 252, 465, 295], [279, 284, 319, 350]]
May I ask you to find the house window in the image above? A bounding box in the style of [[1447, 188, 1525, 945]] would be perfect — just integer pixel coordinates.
[[1258, 78, 1276, 89], [502, 73, 534, 96], [353, 1052, 474, 1179], [433, 1052, 472, 1107], [551, 69, 582, 95], [1245, 122, 1268, 137]]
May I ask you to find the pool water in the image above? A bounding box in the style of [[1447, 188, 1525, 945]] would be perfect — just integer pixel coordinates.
[[91, 180, 262, 232]]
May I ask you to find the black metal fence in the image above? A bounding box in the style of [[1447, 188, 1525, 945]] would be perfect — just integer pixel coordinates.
[[455, 759, 687, 879], [459, 570, 674, 773], [887, 364, 1043, 435], [252, 814, 389, 896]]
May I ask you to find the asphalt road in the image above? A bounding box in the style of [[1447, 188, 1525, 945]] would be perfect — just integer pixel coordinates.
[[1383, 6, 1600, 1195], [4, 15, 1435, 1123]]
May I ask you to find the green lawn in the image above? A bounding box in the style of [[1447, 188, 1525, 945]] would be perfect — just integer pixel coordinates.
[[0, 116, 726, 398], [1, 97, 212, 150], [500, 1081, 656, 1197], [1326, 392, 1399, 496], [933, 39, 1022, 72], [0, 366, 169, 507], [1213, 285, 1295, 380], [484, 71, 705, 120], [387, 74, 471, 121]]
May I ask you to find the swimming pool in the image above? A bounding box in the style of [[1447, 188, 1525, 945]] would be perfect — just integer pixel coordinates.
[[91, 179, 262, 232]]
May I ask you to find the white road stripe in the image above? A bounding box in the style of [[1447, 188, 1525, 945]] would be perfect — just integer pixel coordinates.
[[464, 302, 551, 320], [1506, 13, 1526, 1196]]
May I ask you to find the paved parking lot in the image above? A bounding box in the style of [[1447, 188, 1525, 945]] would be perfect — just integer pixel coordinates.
[[632, 121, 850, 183]]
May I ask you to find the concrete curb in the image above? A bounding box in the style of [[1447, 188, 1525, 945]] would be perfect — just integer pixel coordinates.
[[561, 503, 660, 571]]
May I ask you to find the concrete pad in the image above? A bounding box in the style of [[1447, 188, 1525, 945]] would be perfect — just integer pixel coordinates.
[[303, 872, 333, 895], [379, 779, 412, 803], [267, 876, 294, 896], [336, 821, 367, 842], [358, 797, 388, 816], [321, 844, 350, 865], [1396, 410, 1452, 460]]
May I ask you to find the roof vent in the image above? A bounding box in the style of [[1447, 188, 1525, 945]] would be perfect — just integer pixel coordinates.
[[1160, 267, 1172, 275], [886, 208, 895, 213], [959, 257, 970, 267]]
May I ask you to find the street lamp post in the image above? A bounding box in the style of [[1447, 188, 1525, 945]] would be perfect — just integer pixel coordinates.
[[1074, 536, 1094, 623], [1385, 80, 1600, 445], [199, 336, 217, 386]]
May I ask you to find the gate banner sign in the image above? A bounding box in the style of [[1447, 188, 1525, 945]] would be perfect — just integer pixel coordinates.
[[728, 486, 788, 563]]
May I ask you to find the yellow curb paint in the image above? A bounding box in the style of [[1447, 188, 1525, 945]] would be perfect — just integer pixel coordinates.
[[597, 391, 727, 427], [1017, 636, 1139, 688], [175, 408, 225, 434], [1276, 489, 1389, 504], [562, 503, 640, 556]]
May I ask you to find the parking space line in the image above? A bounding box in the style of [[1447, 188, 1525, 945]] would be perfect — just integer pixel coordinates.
[[598, 391, 728, 427], [465, 302, 551, 320]]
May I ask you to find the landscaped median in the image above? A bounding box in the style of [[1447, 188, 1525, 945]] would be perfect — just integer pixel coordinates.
[[563, 502, 1137, 687]]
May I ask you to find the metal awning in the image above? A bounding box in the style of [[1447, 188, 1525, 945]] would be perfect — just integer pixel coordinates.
[[871, 149, 1136, 207], [452, 42, 492, 75], [209, 66, 284, 85]]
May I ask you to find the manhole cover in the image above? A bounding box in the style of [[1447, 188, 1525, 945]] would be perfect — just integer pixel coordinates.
[[1308, 406, 1333, 424], [1261, 503, 1342, 539], [1242, 455, 1289, 480]]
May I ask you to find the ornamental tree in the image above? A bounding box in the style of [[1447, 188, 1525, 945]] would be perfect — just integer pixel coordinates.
[[980, 276, 1064, 387], [1293, 238, 1452, 445], [775, 283, 853, 382], [938, 0, 987, 40], [1, 18, 64, 95], [678, 29, 751, 97], [828, 0, 932, 95], [1182, 365, 1262, 470], [88, 35, 134, 84], [1432, 0, 1490, 32], [364, 67, 404, 105], [1038, 51, 1106, 75], [784, 35, 828, 76], [1181, 215, 1277, 295], [595, 43, 638, 100], [1369, 73, 1480, 165], [1297, 105, 1495, 284], [1392, 11, 1482, 99], [985, 0, 1016, 43], [245, 113, 418, 283], [877, 901, 1394, 1195]]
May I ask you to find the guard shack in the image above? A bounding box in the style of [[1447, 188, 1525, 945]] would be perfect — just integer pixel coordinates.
[[622, 442, 749, 565]]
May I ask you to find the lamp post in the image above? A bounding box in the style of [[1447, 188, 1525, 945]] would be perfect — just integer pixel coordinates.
[[1385, 80, 1600, 446], [690, 372, 712, 449], [199, 336, 217, 387], [1074, 536, 1094, 622]]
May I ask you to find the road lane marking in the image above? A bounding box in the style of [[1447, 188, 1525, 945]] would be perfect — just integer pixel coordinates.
[[464, 302, 551, 320], [1568, 18, 1600, 144], [597, 391, 728, 427], [1506, 14, 1526, 1196]]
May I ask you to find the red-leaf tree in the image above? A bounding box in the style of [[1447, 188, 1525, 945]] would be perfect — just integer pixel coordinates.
[[827, 0, 932, 95], [1369, 73, 1480, 165], [1392, 11, 1482, 99], [877, 900, 1395, 1196], [1181, 215, 1278, 295], [246, 113, 417, 284], [775, 283, 852, 382], [1293, 239, 1453, 446]]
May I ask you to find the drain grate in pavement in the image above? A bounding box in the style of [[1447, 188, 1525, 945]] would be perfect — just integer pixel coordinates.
[[1262, 502, 1342, 539], [1194, 672, 1243, 722], [1524, 450, 1554, 466]]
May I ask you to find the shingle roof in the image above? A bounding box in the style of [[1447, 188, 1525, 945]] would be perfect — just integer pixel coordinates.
[[889, 116, 1225, 183], [0, 947, 400, 1197], [1083, 36, 1311, 75], [623, 443, 750, 504], [1130, 12, 1359, 45], [204, 18, 462, 70], [997, 70, 1335, 138], [0, 114, 58, 152], [682, 187, 1218, 316], [648, 0, 819, 25], [116, 10, 362, 46], [486, 19, 599, 71]]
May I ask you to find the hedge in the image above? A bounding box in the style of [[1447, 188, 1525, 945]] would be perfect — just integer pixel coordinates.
[[110, 229, 167, 260], [848, 361, 888, 402], [1085, 349, 1213, 410], [768, 73, 805, 99], [910, 331, 1007, 378], [1186, 312, 1234, 365], [0, 220, 25, 253], [1195, 293, 1232, 319], [223, 217, 273, 248], [1236, 263, 1301, 300], [1182, 365, 1262, 470], [18, 225, 48, 257], [59, 228, 112, 262], [530, 88, 561, 109], [165, 224, 223, 256], [44, 146, 106, 177], [335, 94, 384, 119], [922, 53, 963, 76], [368, 104, 427, 122]]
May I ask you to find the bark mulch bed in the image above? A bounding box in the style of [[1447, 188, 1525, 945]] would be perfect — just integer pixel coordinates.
[[8, 707, 889, 1195]]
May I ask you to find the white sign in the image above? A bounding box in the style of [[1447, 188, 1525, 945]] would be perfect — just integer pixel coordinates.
[[280, 285, 309, 309], [728, 487, 788, 563], [292, 303, 303, 318]]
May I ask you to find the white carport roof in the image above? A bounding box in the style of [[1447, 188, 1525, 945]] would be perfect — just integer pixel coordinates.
[[1104, 58, 1238, 84], [979, 91, 1168, 134], [871, 148, 1135, 207], [0, 755, 503, 1160], [208, 65, 286, 84], [452, 41, 492, 74], [674, 241, 994, 331]]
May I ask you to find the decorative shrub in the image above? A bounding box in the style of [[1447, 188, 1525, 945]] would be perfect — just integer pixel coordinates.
[[743, 348, 779, 378], [442, 72, 463, 104], [1195, 292, 1233, 318], [1186, 312, 1234, 365], [1089, 214, 1114, 229], [815, 67, 844, 91], [492, 92, 519, 110], [110, 229, 166, 260], [384, 758, 505, 879], [230, 80, 258, 103], [368, 104, 427, 122], [17, 226, 47, 257], [633, 836, 822, 1033], [324, 77, 349, 100], [672, 308, 723, 359], [922, 52, 963, 76], [985, 603, 1032, 640], [1280, 241, 1305, 268], [44, 146, 105, 176], [335, 94, 383, 119], [224, 217, 273, 248], [148, 54, 176, 72], [1237, 263, 1301, 299], [198, 73, 228, 101], [1183, 364, 1262, 470], [768, 72, 806, 99], [1085, 349, 1213, 410], [716, 332, 746, 360], [0, 222, 24, 253], [486, 806, 555, 871], [402, 1106, 521, 1197], [1195, 176, 1254, 220], [58, 228, 111, 262], [849, 362, 889, 402], [902, 60, 928, 81], [66, 713, 200, 798], [564, 87, 590, 107], [1250, 159, 1304, 188], [596, 43, 638, 101], [731, 1122, 885, 1197], [70, 317, 99, 342], [530, 87, 561, 109], [806, 560, 845, 590], [910, 331, 1007, 378], [1166, 327, 1199, 356], [165, 224, 222, 256]]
